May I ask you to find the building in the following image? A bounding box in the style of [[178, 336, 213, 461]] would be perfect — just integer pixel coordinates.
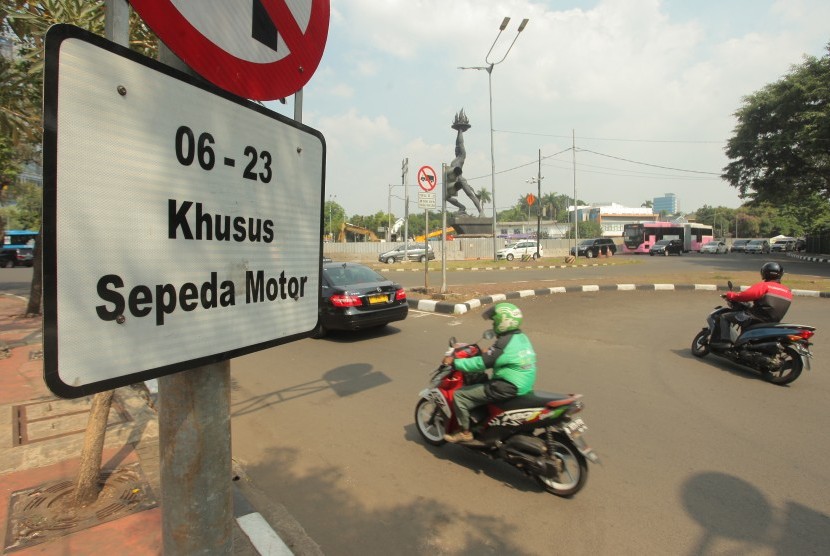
[[499, 202, 657, 238], [587, 203, 657, 236], [653, 193, 678, 215]]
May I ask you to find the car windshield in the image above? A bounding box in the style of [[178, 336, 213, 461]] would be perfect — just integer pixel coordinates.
[[734, 240, 749, 245], [654, 240, 671, 246], [748, 240, 763, 245], [324, 264, 386, 287], [579, 239, 595, 246]]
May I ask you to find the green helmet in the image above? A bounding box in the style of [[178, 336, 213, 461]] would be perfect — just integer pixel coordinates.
[[483, 302, 523, 334]]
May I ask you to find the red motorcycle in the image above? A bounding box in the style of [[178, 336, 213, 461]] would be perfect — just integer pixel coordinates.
[[414, 334, 599, 497]]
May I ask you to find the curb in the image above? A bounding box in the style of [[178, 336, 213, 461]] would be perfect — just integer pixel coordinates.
[[788, 253, 830, 264], [407, 283, 830, 315]]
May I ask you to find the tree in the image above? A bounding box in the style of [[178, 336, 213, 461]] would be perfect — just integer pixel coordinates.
[[2, 1, 159, 510], [641, 200, 653, 208], [475, 187, 491, 214], [566, 220, 603, 239], [723, 43, 830, 230], [324, 200, 345, 239]]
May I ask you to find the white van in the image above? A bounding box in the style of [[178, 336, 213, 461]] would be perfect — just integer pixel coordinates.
[[496, 240, 542, 261]]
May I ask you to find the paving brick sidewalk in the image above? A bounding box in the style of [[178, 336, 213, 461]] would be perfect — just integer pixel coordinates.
[[0, 294, 266, 554]]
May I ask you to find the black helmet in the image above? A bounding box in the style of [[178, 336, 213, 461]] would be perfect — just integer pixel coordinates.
[[761, 261, 783, 281]]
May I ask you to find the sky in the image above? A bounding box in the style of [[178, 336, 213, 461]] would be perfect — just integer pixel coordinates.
[[263, 0, 830, 219]]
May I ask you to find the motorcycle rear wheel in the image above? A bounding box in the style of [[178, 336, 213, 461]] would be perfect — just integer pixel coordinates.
[[763, 346, 803, 385], [535, 433, 588, 497], [415, 398, 447, 446], [691, 330, 710, 357]]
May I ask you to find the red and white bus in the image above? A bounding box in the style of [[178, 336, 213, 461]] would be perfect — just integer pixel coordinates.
[[622, 222, 713, 254]]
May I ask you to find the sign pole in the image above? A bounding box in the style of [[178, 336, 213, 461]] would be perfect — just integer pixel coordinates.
[[441, 164, 448, 293], [157, 44, 233, 555], [424, 208, 429, 290]]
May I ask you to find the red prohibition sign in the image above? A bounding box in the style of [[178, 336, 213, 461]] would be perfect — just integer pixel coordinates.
[[417, 166, 437, 192], [130, 0, 330, 100]]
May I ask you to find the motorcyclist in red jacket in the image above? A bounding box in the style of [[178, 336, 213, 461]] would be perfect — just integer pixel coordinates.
[[715, 261, 792, 346]]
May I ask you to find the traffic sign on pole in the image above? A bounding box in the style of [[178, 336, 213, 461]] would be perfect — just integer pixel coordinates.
[[42, 25, 326, 398], [129, 0, 330, 100], [417, 165, 437, 192]]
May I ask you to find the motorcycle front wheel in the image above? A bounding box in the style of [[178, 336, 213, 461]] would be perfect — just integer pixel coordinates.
[[691, 329, 710, 357], [535, 433, 588, 497], [764, 346, 803, 385], [415, 398, 447, 446]]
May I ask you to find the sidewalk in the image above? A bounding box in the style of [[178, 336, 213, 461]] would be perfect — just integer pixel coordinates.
[[0, 294, 320, 555]]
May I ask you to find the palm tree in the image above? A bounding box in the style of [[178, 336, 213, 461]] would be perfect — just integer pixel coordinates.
[[476, 187, 491, 214]]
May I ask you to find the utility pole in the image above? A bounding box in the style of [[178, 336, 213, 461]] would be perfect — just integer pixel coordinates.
[[402, 158, 409, 256], [536, 149, 542, 257], [572, 130, 578, 251]]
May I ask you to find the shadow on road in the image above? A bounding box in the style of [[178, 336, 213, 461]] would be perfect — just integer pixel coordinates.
[[682, 471, 830, 555]]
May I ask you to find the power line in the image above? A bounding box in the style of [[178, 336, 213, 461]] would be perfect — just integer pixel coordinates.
[[495, 129, 725, 144], [576, 148, 722, 175]]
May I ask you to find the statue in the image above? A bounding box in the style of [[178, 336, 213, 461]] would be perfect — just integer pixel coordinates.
[[446, 110, 483, 216]]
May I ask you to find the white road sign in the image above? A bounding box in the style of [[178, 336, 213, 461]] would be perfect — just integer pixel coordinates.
[[42, 26, 326, 398], [418, 192, 437, 209]]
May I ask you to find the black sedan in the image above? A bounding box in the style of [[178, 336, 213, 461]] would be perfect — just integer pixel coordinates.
[[649, 239, 684, 256], [313, 262, 408, 338]]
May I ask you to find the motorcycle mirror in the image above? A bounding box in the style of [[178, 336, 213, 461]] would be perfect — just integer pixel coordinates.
[[727, 280, 733, 291], [483, 330, 495, 340], [448, 336, 456, 347]]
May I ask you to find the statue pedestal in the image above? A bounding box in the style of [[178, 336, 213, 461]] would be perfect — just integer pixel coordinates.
[[450, 215, 493, 237]]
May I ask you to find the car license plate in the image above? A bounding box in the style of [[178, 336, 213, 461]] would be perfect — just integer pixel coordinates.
[[368, 294, 388, 304], [564, 418, 588, 436]]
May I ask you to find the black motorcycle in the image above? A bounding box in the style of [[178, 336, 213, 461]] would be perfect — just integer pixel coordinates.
[[691, 282, 816, 385]]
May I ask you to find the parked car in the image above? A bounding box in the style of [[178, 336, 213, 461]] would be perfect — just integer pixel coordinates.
[[770, 238, 796, 252], [570, 237, 617, 258], [745, 239, 770, 254], [730, 239, 751, 253], [496, 240, 542, 261], [700, 240, 728, 254], [378, 243, 435, 264], [649, 239, 684, 256], [0, 247, 34, 268], [313, 261, 408, 338]]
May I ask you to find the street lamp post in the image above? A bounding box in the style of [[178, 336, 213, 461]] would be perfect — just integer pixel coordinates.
[[459, 16, 529, 261], [527, 149, 543, 258]]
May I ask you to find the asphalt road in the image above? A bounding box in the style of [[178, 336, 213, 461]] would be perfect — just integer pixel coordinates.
[[4, 255, 827, 554], [229, 258, 830, 556], [385, 251, 830, 291]]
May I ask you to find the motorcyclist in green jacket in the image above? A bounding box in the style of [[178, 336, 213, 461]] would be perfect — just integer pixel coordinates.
[[443, 302, 537, 443]]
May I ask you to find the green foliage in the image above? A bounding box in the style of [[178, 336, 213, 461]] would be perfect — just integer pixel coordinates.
[[723, 43, 830, 231], [1, 181, 41, 230], [565, 220, 603, 239]]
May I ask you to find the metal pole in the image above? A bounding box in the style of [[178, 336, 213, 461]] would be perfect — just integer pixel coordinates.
[[157, 44, 233, 556], [293, 88, 303, 123], [387, 185, 392, 242], [424, 208, 429, 289], [536, 149, 541, 258], [488, 66, 497, 261], [572, 130, 578, 250], [441, 163, 448, 293], [403, 158, 409, 257]]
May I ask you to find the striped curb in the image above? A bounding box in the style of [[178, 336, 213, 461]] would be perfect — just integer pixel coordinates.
[[788, 253, 830, 264], [407, 283, 830, 315], [379, 261, 617, 272]]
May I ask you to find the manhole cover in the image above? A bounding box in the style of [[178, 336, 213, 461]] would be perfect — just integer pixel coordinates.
[[4, 462, 157, 552]]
